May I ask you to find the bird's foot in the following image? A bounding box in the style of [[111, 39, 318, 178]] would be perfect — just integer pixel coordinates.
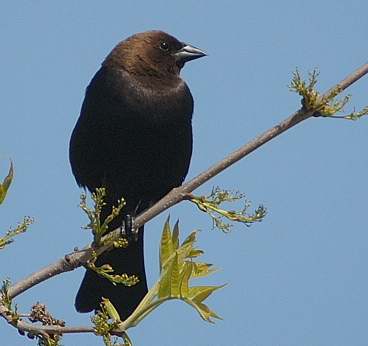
[[121, 214, 139, 242]]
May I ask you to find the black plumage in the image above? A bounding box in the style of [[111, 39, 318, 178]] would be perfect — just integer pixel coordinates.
[[69, 30, 205, 319]]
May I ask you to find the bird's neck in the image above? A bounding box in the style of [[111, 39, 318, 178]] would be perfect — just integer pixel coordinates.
[[115, 67, 184, 96]]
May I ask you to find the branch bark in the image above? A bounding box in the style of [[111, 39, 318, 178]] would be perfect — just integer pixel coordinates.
[[0, 305, 94, 335], [2, 62, 368, 336]]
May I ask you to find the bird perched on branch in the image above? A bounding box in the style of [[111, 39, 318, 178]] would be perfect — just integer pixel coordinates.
[[69, 30, 206, 320]]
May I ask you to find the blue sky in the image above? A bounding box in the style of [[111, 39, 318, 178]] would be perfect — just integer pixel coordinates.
[[1, 1, 368, 345]]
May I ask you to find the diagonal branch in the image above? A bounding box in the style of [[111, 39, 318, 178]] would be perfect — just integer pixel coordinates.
[[7, 62, 368, 299], [127, 62, 368, 231], [2, 62, 368, 336]]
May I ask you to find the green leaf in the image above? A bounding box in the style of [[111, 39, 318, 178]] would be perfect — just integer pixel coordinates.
[[158, 252, 180, 298], [170, 253, 180, 297], [188, 249, 204, 258], [176, 242, 193, 264], [189, 285, 225, 304], [172, 220, 179, 250], [181, 231, 197, 247], [192, 262, 217, 278], [159, 217, 173, 272], [179, 261, 193, 297], [0, 162, 13, 204], [175, 231, 198, 264], [188, 300, 222, 323]]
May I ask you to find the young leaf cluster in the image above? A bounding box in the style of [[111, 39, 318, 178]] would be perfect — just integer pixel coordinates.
[[79, 188, 126, 245], [92, 298, 132, 346], [289, 69, 368, 119], [30, 302, 65, 328], [0, 163, 33, 250], [88, 259, 139, 287], [80, 189, 139, 287], [1, 282, 63, 346], [29, 303, 64, 346], [157, 219, 223, 322], [0, 279, 18, 322], [114, 218, 224, 338], [0, 216, 33, 250], [190, 186, 266, 232]]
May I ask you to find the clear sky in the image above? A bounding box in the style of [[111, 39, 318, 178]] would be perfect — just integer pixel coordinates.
[[1, 1, 368, 345]]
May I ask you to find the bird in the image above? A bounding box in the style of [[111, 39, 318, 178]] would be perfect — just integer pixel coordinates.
[[69, 30, 206, 320]]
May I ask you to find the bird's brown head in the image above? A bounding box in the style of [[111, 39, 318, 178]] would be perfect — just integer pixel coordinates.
[[103, 31, 206, 79]]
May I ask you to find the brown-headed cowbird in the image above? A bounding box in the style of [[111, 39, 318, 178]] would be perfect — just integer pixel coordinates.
[[69, 31, 206, 319]]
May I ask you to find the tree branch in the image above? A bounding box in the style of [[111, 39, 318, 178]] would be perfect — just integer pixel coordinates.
[[8, 249, 92, 299], [130, 62, 368, 229], [2, 62, 368, 336]]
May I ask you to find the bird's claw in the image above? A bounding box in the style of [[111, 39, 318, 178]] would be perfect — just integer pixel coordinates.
[[121, 214, 139, 242]]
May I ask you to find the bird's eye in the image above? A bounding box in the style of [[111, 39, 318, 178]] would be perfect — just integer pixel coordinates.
[[159, 41, 169, 51]]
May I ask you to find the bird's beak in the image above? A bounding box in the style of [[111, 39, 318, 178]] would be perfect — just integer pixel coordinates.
[[174, 43, 207, 64]]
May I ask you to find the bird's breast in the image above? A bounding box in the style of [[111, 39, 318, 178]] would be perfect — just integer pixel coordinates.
[[70, 66, 194, 210], [119, 71, 194, 125]]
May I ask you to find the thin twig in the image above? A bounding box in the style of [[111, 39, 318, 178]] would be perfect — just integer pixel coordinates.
[[0, 305, 94, 335]]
